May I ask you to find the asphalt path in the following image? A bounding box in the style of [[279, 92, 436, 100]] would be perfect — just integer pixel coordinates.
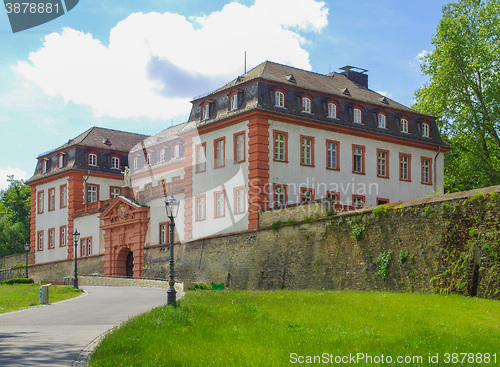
[[0, 286, 180, 366]]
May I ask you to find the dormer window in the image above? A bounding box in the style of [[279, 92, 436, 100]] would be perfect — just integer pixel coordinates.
[[422, 122, 430, 137], [58, 154, 64, 169], [173, 144, 180, 158], [400, 118, 409, 133], [378, 113, 387, 129], [146, 152, 152, 166], [41, 159, 48, 173], [160, 149, 166, 162], [301, 96, 312, 113], [133, 157, 139, 170], [353, 107, 362, 124], [202, 104, 210, 120], [88, 153, 97, 166], [327, 102, 338, 119], [111, 156, 120, 169], [274, 90, 285, 108]]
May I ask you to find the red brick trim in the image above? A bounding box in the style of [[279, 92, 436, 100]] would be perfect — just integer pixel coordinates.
[[247, 115, 270, 230], [29, 186, 36, 264], [182, 132, 194, 240], [67, 172, 84, 259], [376, 197, 390, 205]]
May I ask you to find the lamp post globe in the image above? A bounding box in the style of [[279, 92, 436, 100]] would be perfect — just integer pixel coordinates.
[[73, 229, 80, 289], [23, 243, 30, 278], [164, 193, 180, 306]]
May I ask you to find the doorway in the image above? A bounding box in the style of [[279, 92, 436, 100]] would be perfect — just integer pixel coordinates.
[[126, 251, 134, 278]]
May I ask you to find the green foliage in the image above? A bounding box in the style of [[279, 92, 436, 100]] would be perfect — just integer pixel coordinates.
[[0, 277, 33, 285], [375, 250, 393, 280], [413, 0, 500, 192], [398, 249, 409, 264], [303, 215, 311, 222], [287, 218, 295, 226], [193, 283, 212, 290], [351, 223, 365, 241], [270, 220, 283, 232], [373, 204, 388, 217], [0, 176, 31, 257]]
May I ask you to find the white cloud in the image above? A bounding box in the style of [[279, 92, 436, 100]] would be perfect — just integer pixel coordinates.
[[417, 50, 429, 59], [14, 0, 328, 120], [0, 167, 28, 190]]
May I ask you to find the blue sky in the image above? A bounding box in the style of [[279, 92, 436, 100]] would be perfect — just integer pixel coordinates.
[[0, 0, 450, 189]]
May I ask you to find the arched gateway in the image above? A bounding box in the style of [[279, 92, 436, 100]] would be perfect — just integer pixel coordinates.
[[100, 197, 149, 278]]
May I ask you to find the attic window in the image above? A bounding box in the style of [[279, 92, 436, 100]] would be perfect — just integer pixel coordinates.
[[103, 138, 112, 146], [287, 74, 296, 83], [380, 96, 389, 104], [342, 88, 350, 96]]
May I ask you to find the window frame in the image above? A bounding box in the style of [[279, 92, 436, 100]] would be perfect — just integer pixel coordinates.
[[300, 135, 315, 167], [353, 106, 363, 124], [422, 122, 430, 138], [301, 95, 312, 113], [352, 195, 366, 208], [228, 91, 240, 111], [195, 143, 207, 173], [376, 149, 390, 179], [400, 117, 409, 133], [201, 102, 211, 121], [326, 140, 340, 171], [48, 187, 55, 211], [233, 186, 246, 215], [300, 187, 315, 204], [233, 131, 246, 164], [159, 222, 168, 244], [58, 154, 64, 169], [111, 155, 121, 170], [110, 186, 121, 199], [214, 137, 226, 169], [326, 191, 340, 203], [274, 88, 286, 108], [37, 190, 44, 214], [273, 184, 288, 208], [273, 130, 288, 163], [214, 190, 226, 218], [37, 230, 44, 251], [378, 112, 387, 129], [352, 144, 366, 175], [60, 184, 67, 208], [41, 159, 48, 174], [87, 184, 99, 203], [88, 152, 98, 167], [59, 225, 67, 247], [327, 100, 338, 119], [195, 194, 206, 222], [48, 228, 55, 249], [399, 153, 412, 182], [377, 198, 390, 205], [421, 156, 433, 185]]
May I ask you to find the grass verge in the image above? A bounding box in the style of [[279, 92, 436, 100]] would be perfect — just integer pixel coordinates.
[[90, 290, 500, 366], [0, 283, 83, 314]]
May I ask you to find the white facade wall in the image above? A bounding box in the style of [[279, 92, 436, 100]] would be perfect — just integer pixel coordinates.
[[131, 158, 185, 192], [34, 177, 69, 264], [190, 121, 250, 239], [268, 119, 444, 207], [74, 213, 102, 257], [148, 193, 186, 245], [85, 176, 123, 201]]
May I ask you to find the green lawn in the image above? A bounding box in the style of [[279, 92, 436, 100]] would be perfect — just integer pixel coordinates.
[[90, 291, 500, 366], [0, 283, 83, 313]]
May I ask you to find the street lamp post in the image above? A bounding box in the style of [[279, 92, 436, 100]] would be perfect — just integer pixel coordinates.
[[164, 193, 180, 306], [73, 229, 80, 289], [23, 243, 30, 278]]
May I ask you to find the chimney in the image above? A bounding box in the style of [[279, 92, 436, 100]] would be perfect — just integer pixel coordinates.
[[339, 66, 368, 88]]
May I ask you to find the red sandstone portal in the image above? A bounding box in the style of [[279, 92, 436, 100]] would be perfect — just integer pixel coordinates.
[[100, 197, 149, 278]]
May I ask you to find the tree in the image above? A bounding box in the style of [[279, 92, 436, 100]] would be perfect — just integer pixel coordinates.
[[0, 176, 31, 256], [413, 0, 500, 192]]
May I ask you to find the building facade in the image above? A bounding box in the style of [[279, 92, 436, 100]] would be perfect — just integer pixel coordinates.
[[27, 61, 449, 277]]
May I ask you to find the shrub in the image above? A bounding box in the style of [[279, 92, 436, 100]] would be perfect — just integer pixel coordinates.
[[373, 204, 388, 217], [193, 283, 212, 290], [351, 223, 365, 241], [1, 278, 34, 285]]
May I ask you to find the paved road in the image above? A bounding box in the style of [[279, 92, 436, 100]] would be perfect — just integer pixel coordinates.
[[0, 286, 180, 366]]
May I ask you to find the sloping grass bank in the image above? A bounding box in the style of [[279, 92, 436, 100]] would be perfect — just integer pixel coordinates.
[[0, 283, 83, 313], [90, 291, 500, 366]]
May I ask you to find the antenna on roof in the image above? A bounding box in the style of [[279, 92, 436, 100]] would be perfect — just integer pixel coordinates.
[[244, 51, 247, 74]]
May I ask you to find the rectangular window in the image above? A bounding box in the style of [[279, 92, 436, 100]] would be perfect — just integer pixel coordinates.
[[215, 191, 225, 218], [48, 228, 55, 249], [159, 223, 168, 244], [110, 187, 121, 198], [37, 231, 44, 251], [274, 184, 288, 208], [378, 113, 386, 128], [377, 149, 389, 178], [38, 191, 44, 214], [87, 184, 98, 203], [377, 198, 389, 205], [87, 238, 92, 256], [60, 184, 67, 208], [160, 149, 166, 162], [196, 195, 206, 221], [302, 97, 311, 113], [58, 155, 64, 168], [234, 187, 245, 214], [401, 118, 409, 133], [133, 157, 139, 170], [60, 226, 66, 247], [111, 156, 120, 169], [326, 140, 339, 170], [275, 91, 285, 107], [301, 135, 314, 166], [421, 157, 432, 185], [422, 123, 430, 137], [202, 104, 210, 120], [234, 132, 245, 163], [328, 102, 337, 118], [400, 153, 411, 181], [196, 143, 206, 173], [48, 188, 55, 211], [352, 145, 365, 174], [326, 191, 339, 203], [353, 108, 362, 123], [81, 239, 86, 257], [273, 131, 288, 162], [41, 160, 47, 173], [300, 188, 314, 203], [230, 94, 238, 111], [353, 195, 365, 208], [147, 153, 152, 165], [214, 138, 225, 168], [174, 144, 180, 158]]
